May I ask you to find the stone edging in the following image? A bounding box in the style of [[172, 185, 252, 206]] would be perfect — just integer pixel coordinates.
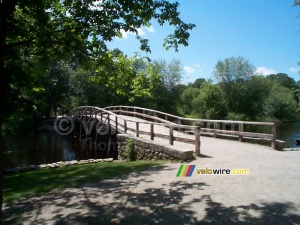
[[3, 158, 114, 174], [283, 148, 300, 151]]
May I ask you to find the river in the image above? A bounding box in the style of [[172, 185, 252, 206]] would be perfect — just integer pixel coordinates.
[[2, 122, 300, 168], [276, 121, 300, 148], [3, 131, 118, 168]]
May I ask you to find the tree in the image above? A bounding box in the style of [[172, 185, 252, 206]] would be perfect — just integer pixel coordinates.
[[147, 59, 183, 113], [0, 0, 195, 220], [236, 76, 273, 120], [180, 87, 200, 114], [192, 82, 227, 119], [266, 73, 296, 90], [213, 56, 256, 113], [192, 78, 206, 89], [265, 83, 298, 121]]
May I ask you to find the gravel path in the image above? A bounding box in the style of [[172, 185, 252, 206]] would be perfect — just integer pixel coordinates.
[[3, 136, 300, 225]]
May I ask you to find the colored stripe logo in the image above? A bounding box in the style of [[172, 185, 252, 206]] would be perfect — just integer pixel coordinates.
[[176, 165, 196, 177]]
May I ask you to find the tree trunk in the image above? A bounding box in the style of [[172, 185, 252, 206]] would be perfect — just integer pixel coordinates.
[[0, 0, 12, 222], [0, 124, 3, 225]]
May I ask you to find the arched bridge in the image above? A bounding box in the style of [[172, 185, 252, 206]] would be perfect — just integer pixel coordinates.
[[66, 106, 279, 160]]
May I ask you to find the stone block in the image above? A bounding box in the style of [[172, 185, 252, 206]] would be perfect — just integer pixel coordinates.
[[149, 142, 164, 153]]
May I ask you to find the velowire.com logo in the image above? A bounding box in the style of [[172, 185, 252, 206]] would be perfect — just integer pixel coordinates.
[[176, 165, 196, 177], [176, 164, 250, 177]]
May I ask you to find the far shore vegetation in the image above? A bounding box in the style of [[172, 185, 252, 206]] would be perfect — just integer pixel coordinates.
[[4, 55, 300, 134]]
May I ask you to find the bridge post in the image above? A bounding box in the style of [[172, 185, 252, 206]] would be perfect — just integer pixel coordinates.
[[177, 118, 181, 132], [271, 124, 276, 149], [143, 110, 145, 120], [134, 108, 136, 117], [124, 120, 127, 133], [195, 126, 200, 156], [239, 123, 244, 142], [169, 126, 174, 145], [214, 122, 217, 138], [115, 116, 118, 132], [136, 122, 139, 137], [150, 123, 154, 140]]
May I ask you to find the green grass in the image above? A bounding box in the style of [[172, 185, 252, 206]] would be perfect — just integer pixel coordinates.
[[3, 160, 164, 202]]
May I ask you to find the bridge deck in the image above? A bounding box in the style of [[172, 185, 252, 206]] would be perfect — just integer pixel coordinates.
[[106, 115, 278, 158], [115, 115, 196, 152]]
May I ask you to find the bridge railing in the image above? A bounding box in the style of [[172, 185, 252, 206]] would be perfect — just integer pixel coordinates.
[[69, 106, 201, 156], [105, 105, 277, 149]]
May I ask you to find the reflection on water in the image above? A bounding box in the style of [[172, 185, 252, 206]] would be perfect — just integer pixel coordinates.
[[276, 122, 300, 148], [3, 132, 75, 168], [3, 131, 117, 168], [64, 149, 75, 161]]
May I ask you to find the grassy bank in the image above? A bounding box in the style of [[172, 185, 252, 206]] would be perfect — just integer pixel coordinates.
[[3, 160, 164, 202]]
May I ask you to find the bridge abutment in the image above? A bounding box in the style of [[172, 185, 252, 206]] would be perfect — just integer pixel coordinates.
[[117, 134, 194, 161]]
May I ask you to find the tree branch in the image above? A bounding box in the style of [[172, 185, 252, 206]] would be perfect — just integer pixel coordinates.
[[6, 27, 81, 49]]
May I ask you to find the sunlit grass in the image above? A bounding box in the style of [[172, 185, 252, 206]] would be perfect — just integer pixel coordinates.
[[3, 160, 164, 202]]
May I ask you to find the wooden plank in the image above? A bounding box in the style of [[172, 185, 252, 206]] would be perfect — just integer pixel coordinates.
[[174, 136, 194, 144]]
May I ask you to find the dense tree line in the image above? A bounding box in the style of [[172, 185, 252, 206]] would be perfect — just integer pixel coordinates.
[[181, 57, 300, 122], [6, 55, 300, 133]]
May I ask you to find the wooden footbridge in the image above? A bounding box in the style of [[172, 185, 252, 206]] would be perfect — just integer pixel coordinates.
[[67, 106, 279, 160]]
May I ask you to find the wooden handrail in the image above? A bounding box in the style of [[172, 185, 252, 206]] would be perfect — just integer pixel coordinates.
[[105, 105, 277, 149], [68, 106, 201, 155]]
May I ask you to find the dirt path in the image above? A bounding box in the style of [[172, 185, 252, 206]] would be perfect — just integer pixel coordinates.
[[3, 137, 300, 225]]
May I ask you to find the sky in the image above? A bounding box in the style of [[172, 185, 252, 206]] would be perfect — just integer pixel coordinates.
[[106, 0, 300, 83]]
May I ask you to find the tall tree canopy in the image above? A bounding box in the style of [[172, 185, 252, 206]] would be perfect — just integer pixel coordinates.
[[213, 56, 256, 84], [0, 0, 195, 122], [0, 0, 195, 220], [213, 56, 256, 114]]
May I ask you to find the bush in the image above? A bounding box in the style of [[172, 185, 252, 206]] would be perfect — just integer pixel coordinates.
[[125, 139, 136, 161]]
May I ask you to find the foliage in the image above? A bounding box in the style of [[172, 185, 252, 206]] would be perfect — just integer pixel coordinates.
[[214, 56, 256, 113], [214, 56, 256, 83], [3, 161, 163, 202], [180, 87, 200, 114], [235, 76, 273, 120], [178, 62, 299, 121], [192, 82, 228, 119], [125, 139, 136, 161], [0, 0, 195, 121], [266, 73, 296, 90], [191, 78, 206, 89], [226, 112, 247, 121], [145, 59, 184, 114], [264, 83, 298, 121]]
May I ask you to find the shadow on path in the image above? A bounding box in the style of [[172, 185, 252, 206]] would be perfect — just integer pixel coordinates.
[[2, 166, 300, 225]]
